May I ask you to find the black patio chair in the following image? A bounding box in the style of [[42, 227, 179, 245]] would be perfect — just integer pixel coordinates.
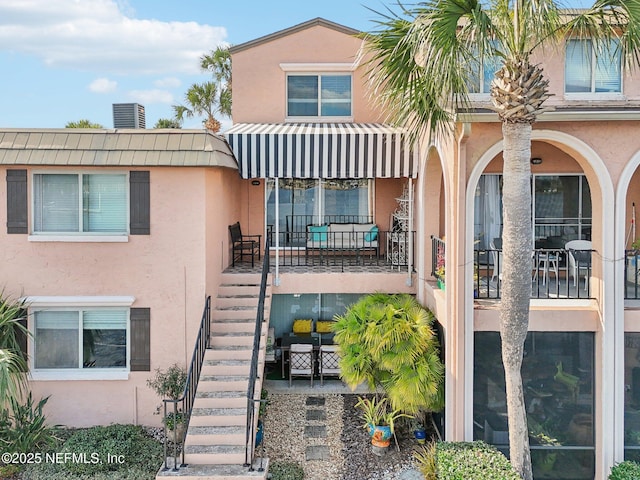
[[228, 222, 261, 267]]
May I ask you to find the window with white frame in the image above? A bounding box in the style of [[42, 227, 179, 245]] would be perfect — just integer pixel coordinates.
[[33, 308, 128, 370], [33, 173, 128, 234], [565, 38, 622, 93], [287, 74, 352, 117]]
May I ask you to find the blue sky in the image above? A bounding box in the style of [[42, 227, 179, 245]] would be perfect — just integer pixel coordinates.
[[0, 0, 594, 130]]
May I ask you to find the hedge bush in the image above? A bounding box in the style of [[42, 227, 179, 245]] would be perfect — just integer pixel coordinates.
[[609, 460, 640, 480], [415, 441, 520, 480], [20, 424, 162, 480]]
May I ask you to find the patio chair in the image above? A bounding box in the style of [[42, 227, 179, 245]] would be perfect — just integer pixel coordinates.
[[319, 345, 341, 386], [565, 240, 592, 291], [289, 343, 314, 387], [228, 222, 261, 267]]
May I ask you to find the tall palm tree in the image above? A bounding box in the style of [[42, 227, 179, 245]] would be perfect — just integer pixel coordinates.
[[200, 46, 232, 118], [365, 1, 640, 478]]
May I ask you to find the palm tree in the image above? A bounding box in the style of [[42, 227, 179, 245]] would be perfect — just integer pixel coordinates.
[[364, 2, 640, 478], [173, 82, 222, 132], [0, 293, 29, 409], [333, 293, 444, 414], [200, 46, 232, 118]]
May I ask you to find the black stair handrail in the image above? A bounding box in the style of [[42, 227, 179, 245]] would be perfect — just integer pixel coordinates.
[[244, 239, 270, 470], [162, 295, 211, 471]]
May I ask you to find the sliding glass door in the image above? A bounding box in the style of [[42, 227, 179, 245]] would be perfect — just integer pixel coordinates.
[[474, 174, 592, 249], [266, 178, 371, 247]]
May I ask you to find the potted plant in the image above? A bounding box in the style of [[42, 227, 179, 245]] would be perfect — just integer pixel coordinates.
[[410, 416, 428, 444], [355, 396, 411, 453], [147, 364, 188, 442], [164, 411, 186, 443]]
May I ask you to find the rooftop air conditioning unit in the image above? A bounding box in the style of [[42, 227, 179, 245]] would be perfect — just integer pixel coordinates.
[[113, 103, 146, 129]]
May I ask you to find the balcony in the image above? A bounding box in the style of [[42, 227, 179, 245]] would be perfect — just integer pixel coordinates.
[[431, 237, 595, 300], [268, 229, 415, 272]]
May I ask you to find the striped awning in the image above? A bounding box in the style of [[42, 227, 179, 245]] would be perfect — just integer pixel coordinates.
[[223, 123, 418, 179]]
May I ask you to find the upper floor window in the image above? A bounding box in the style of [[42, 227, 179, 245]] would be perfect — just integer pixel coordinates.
[[565, 39, 621, 93], [33, 173, 128, 234], [468, 51, 500, 95], [287, 74, 352, 117]]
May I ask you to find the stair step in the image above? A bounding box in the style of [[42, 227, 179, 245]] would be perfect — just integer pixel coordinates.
[[184, 445, 245, 455], [193, 396, 247, 409], [189, 413, 246, 427], [216, 297, 260, 309], [219, 273, 262, 285], [185, 426, 245, 445], [197, 380, 247, 392], [205, 349, 252, 361], [183, 451, 245, 466], [212, 309, 265, 321], [210, 335, 254, 347], [202, 364, 250, 376], [155, 458, 269, 480], [192, 407, 246, 417], [212, 322, 260, 334]]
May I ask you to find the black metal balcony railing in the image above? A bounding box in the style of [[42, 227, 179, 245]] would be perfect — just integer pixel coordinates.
[[430, 237, 595, 300], [475, 248, 593, 300], [269, 230, 415, 270]]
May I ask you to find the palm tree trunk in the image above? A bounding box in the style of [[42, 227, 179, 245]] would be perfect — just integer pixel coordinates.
[[499, 121, 533, 480]]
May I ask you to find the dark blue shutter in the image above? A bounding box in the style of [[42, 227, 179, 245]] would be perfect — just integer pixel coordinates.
[[6, 169, 28, 234], [130, 171, 150, 235]]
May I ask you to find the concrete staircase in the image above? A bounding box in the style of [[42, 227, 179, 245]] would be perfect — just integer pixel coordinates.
[[157, 272, 271, 480]]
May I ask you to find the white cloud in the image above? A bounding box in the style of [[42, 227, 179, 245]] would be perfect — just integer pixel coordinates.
[[128, 89, 174, 104], [0, 0, 227, 75], [88, 77, 117, 93], [154, 77, 181, 89]]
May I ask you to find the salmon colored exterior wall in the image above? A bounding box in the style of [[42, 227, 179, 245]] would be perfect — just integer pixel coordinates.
[[231, 23, 384, 124], [1, 165, 242, 427]]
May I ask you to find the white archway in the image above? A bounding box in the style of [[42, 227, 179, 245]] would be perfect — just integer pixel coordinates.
[[464, 129, 617, 476]]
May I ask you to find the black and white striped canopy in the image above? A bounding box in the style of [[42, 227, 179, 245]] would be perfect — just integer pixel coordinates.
[[224, 123, 418, 179]]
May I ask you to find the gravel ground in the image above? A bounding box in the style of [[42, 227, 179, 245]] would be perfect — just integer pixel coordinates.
[[261, 393, 431, 480]]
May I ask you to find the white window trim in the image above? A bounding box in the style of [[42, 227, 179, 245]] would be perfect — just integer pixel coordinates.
[[280, 62, 356, 72], [28, 235, 129, 243], [564, 92, 626, 101], [26, 296, 135, 381], [285, 72, 353, 121], [31, 170, 130, 238]]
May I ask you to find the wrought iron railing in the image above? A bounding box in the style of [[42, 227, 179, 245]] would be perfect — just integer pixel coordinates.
[[430, 237, 595, 300], [474, 248, 593, 300], [268, 230, 415, 270], [244, 240, 270, 471], [162, 295, 211, 471]]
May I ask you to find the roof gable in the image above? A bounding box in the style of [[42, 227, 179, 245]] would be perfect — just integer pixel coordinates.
[[229, 18, 360, 54]]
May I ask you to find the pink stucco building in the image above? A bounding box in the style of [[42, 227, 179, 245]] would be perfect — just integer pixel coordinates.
[[3, 15, 640, 480]]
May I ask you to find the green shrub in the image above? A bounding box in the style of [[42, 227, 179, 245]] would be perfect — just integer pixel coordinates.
[[415, 441, 520, 480], [609, 461, 640, 480], [0, 393, 57, 453], [268, 460, 304, 480]]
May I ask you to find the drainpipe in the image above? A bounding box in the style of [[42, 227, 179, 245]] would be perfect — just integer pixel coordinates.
[[274, 178, 280, 286], [407, 178, 414, 286]]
